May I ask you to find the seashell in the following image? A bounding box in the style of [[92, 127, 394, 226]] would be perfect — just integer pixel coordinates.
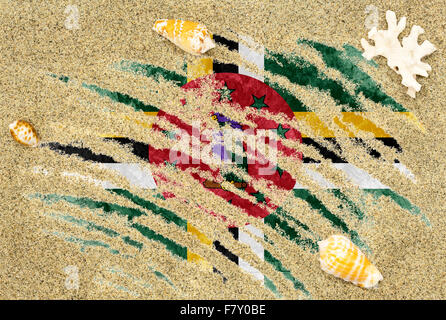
[[9, 120, 39, 147], [153, 19, 216, 55], [318, 235, 383, 288]]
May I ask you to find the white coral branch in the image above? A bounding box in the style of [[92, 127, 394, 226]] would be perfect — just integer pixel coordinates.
[[361, 10, 436, 98]]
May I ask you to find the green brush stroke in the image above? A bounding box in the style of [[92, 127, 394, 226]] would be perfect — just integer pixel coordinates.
[[107, 266, 152, 289], [94, 276, 140, 297], [363, 189, 430, 226], [264, 79, 309, 111], [264, 276, 282, 298], [264, 249, 310, 297], [293, 189, 369, 252], [148, 265, 176, 288], [264, 233, 275, 245], [114, 60, 187, 86], [48, 73, 69, 83], [121, 236, 144, 249], [342, 44, 379, 68], [32, 193, 145, 221], [39, 191, 304, 295], [48, 212, 119, 237], [220, 168, 318, 251], [49, 73, 159, 112], [153, 193, 167, 200], [81, 83, 158, 112], [265, 49, 362, 111], [47, 212, 143, 250], [33, 193, 187, 258], [298, 40, 407, 112], [108, 189, 187, 230], [222, 172, 245, 185], [131, 222, 187, 259], [329, 189, 366, 221], [264, 213, 318, 253], [74, 237, 120, 254], [274, 206, 313, 233], [46, 230, 120, 255]]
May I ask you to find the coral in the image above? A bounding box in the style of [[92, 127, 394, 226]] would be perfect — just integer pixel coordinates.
[[361, 10, 436, 98]]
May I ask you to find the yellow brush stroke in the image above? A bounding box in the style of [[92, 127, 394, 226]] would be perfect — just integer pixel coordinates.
[[144, 112, 159, 116], [185, 57, 214, 268], [294, 112, 392, 137], [122, 115, 152, 129], [333, 116, 355, 137], [186, 222, 213, 269], [138, 111, 419, 138], [101, 112, 156, 136], [124, 112, 159, 129], [99, 134, 125, 138], [338, 112, 390, 137], [401, 112, 426, 133], [187, 57, 213, 82], [293, 112, 335, 138], [187, 251, 212, 270], [187, 222, 213, 246], [293, 112, 423, 137]]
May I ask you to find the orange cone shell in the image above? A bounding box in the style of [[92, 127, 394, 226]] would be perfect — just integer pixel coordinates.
[[153, 19, 215, 55], [9, 120, 39, 147], [318, 235, 383, 288]]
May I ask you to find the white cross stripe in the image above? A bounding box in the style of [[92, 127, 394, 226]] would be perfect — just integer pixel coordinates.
[[101, 163, 157, 189], [237, 34, 266, 283], [239, 34, 264, 82]]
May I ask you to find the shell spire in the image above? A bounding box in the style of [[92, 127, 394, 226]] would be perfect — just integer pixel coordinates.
[[318, 235, 383, 288], [153, 19, 216, 55]]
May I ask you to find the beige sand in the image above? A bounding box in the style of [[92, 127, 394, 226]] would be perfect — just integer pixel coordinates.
[[0, 0, 445, 299]]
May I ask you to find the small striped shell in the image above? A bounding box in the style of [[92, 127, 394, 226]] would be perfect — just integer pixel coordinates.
[[9, 120, 39, 147], [318, 235, 383, 288], [153, 19, 215, 55]]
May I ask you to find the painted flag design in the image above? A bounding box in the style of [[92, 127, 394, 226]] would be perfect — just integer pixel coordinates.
[[35, 34, 429, 298]]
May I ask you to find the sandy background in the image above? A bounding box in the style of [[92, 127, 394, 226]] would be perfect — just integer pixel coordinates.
[[0, 0, 445, 299]]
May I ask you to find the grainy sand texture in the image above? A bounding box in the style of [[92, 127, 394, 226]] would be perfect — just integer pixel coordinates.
[[0, 0, 445, 299]]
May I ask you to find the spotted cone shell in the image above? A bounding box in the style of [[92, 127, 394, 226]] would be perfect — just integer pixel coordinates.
[[9, 120, 39, 147], [318, 235, 383, 288], [153, 19, 216, 55]]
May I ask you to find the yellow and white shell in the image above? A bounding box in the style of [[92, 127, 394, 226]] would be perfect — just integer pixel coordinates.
[[153, 19, 216, 55], [9, 120, 39, 147], [318, 235, 383, 288]]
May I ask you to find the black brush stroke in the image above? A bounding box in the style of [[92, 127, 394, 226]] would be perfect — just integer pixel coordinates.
[[45, 142, 118, 163], [301, 138, 347, 163], [213, 35, 239, 74], [213, 241, 239, 264], [103, 137, 149, 161], [376, 137, 403, 153], [353, 138, 381, 159]]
